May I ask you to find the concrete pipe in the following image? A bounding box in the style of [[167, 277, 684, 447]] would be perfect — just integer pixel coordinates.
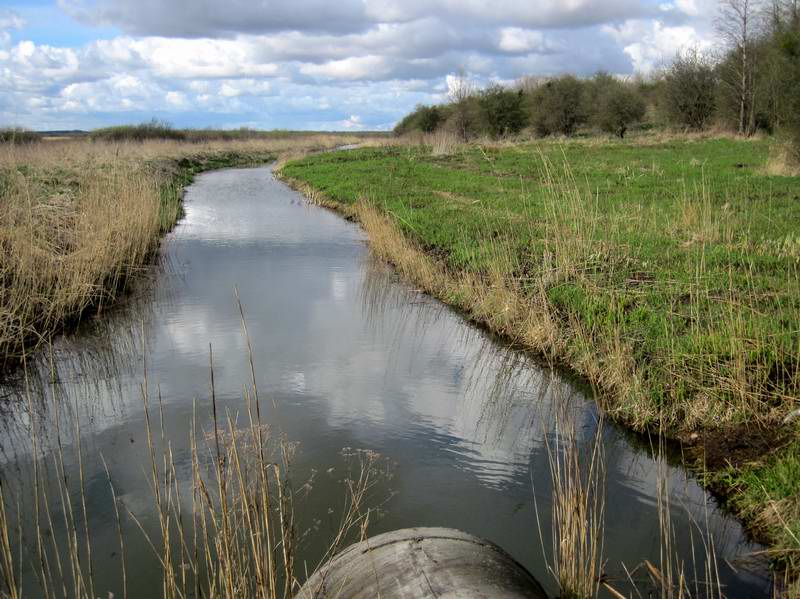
[[296, 527, 549, 598]]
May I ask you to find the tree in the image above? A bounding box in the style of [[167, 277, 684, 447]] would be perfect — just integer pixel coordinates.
[[478, 85, 528, 138], [448, 69, 478, 141], [771, 0, 800, 156], [594, 84, 647, 138], [528, 75, 587, 136], [660, 49, 718, 130], [716, 0, 761, 135], [393, 105, 444, 135]]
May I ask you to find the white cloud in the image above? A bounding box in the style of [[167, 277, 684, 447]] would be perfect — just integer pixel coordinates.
[[300, 55, 389, 81], [165, 90, 189, 108], [602, 18, 713, 73], [0, 1, 719, 130], [675, 0, 701, 16], [497, 28, 547, 53], [128, 38, 279, 79], [338, 114, 364, 129]]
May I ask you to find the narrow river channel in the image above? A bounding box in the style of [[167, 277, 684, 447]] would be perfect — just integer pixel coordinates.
[[0, 165, 771, 597]]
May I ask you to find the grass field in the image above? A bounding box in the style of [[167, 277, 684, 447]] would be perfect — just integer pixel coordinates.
[[0, 135, 363, 368], [280, 135, 800, 588]]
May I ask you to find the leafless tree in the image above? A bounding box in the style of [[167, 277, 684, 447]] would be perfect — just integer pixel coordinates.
[[716, 0, 761, 135], [448, 68, 476, 141], [515, 75, 547, 94]]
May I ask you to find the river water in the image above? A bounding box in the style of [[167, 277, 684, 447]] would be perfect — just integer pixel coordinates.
[[0, 165, 771, 597]]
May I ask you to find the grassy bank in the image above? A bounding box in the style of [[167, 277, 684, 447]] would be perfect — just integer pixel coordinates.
[[279, 135, 800, 590], [0, 135, 363, 369]]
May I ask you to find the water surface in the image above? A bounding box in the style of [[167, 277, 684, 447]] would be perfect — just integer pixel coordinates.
[[0, 166, 770, 597]]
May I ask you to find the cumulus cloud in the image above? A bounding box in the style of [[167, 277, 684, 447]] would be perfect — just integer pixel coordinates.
[[338, 114, 364, 129], [0, 1, 718, 130], [300, 55, 390, 81], [602, 18, 714, 73], [498, 28, 549, 54]]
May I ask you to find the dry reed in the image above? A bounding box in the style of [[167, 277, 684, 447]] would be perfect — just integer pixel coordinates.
[[0, 135, 364, 369], [533, 400, 606, 599]]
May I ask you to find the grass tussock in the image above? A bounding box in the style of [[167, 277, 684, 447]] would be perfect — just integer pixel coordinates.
[[534, 403, 605, 599], [0, 134, 364, 368], [765, 144, 800, 177], [278, 135, 800, 589], [429, 130, 463, 156]]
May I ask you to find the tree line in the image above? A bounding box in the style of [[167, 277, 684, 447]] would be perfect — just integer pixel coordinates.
[[394, 0, 800, 155]]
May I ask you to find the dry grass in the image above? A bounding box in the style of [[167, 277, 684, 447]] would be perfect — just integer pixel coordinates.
[[764, 144, 800, 177], [0, 135, 364, 369], [533, 400, 605, 599], [647, 438, 724, 599], [429, 129, 463, 156]]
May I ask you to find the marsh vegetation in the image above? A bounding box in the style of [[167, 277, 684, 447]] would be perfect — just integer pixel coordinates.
[[0, 134, 365, 368]]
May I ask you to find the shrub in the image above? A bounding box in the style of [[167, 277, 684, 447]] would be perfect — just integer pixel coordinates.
[[478, 85, 528, 138], [394, 104, 444, 135], [529, 75, 587, 137], [659, 49, 718, 130], [594, 84, 647, 138]]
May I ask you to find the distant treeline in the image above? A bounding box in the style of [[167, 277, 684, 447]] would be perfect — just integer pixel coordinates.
[[86, 121, 382, 143], [0, 120, 386, 145], [0, 128, 41, 144], [396, 0, 800, 151]]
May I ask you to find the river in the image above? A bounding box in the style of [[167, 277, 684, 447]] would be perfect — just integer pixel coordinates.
[[0, 165, 771, 597]]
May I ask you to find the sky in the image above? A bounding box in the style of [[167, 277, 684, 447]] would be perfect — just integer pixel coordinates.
[[0, 0, 719, 131]]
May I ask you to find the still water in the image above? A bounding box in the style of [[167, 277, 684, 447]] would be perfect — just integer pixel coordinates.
[[0, 166, 770, 597]]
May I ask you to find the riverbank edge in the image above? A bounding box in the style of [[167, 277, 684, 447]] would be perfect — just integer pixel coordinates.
[[0, 150, 277, 373], [276, 168, 799, 594]]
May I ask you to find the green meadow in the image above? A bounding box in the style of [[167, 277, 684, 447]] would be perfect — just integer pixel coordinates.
[[282, 135, 800, 577]]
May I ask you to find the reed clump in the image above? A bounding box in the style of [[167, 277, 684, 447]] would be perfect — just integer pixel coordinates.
[[0, 134, 365, 369], [533, 400, 605, 599]]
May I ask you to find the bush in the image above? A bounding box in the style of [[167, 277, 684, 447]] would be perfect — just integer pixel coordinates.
[[660, 50, 718, 130], [478, 85, 528, 138], [594, 84, 647, 138], [394, 105, 445, 135], [529, 75, 587, 137], [89, 119, 186, 142]]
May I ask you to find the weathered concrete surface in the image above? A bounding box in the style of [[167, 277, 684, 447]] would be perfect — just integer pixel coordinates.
[[296, 527, 549, 598]]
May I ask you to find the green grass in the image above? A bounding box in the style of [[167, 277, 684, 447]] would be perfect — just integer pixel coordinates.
[[281, 135, 800, 582], [282, 137, 799, 428], [723, 434, 800, 585]]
